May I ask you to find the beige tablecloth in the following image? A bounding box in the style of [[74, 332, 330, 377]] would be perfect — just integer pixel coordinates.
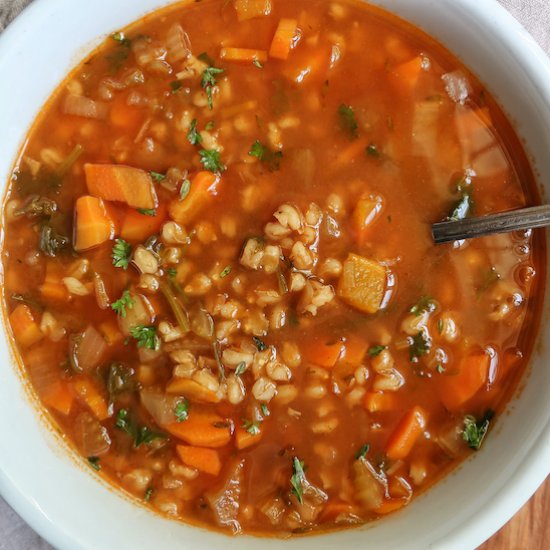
[[0, 0, 548, 548]]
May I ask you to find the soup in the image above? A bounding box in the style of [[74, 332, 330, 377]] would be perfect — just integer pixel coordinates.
[[1, 0, 545, 536]]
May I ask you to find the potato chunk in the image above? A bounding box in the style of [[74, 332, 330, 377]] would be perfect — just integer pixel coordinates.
[[337, 253, 386, 314]]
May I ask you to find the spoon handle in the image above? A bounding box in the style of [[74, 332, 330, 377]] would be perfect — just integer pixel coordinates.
[[432, 205, 550, 244]]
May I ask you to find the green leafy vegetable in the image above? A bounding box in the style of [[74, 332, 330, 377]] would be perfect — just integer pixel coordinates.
[[115, 408, 167, 447], [167, 267, 177, 279], [368, 345, 387, 357], [201, 65, 224, 110], [175, 400, 189, 422], [197, 51, 215, 66], [87, 456, 101, 471], [111, 290, 135, 318], [366, 144, 381, 158], [144, 488, 154, 501], [39, 225, 70, 257], [179, 178, 191, 201], [187, 118, 203, 146], [137, 208, 156, 216], [15, 196, 58, 219], [130, 325, 160, 351], [199, 149, 225, 173], [242, 418, 261, 435], [448, 193, 473, 221], [219, 265, 232, 278], [253, 336, 267, 351], [409, 296, 436, 316], [338, 103, 358, 139], [290, 457, 306, 504], [106, 363, 136, 402], [112, 239, 132, 270], [248, 139, 283, 171], [150, 171, 166, 183], [355, 443, 370, 460], [462, 411, 494, 450], [409, 331, 431, 362], [205, 121, 215, 131]]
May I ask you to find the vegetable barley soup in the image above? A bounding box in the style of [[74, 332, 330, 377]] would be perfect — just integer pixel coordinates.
[[1, 0, 546, 536]]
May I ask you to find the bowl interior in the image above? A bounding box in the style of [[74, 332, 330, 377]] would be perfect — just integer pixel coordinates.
[[0, 1, 549, 549]]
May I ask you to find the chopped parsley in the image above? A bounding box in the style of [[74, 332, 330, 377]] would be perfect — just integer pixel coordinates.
[[366, 143, 381, 158], [144, 487, 154, 502], [87, 456, 101, 471], [112, 239, 132, 270], [130, 325, 160, 351], [448, 192, 473, 221], [290, 457, 306, 504], [235, 361, 247, 376], [150, 171, 166, 183], [167, 267, 177, 279], [170, 80, 182, 93], [355, 443, 370, 460], [106, 363, 136, 402], [410, 296, 436, 316], [368, 345, 387, 357], [137, 208, 156, 216], [199, 149, 225, 173], [253, 336, 267, 351], [107, 33, 132, 73], [115, 409, 167, 447], [462, 411, 494, 450], [409, 331, 431, 362], [111, 31, 130, 45], [219, 265, 232, 278], [436, 363, 446, 373], [260, 403, 270, 417], [179, 178, 191, 201], [187, 118, 203, 146], [248, 139, 283, 171], [242, 418, 261, 435], [253, 58, 263, 68], [338, 103, 358, 139], [201, 65, 224, 110], [205, 121, 215, 131], [175, 400, 189, 422], [111, 290, 135, 318]]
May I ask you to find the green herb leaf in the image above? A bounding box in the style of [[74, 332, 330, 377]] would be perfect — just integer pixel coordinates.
[[366, 144, 381, 158], [150, 171, 166, 183], [290, 457, 306, 504], [462, 411, 494, 450], [409, 296, 436, 316], [112, 239, 132, 270], [261, 403, 270, 417], [137, 208, 156, 216], [248, 139, 283, 171], [175, 400, 189, 422], [179, 178, 191, 201], [253, 336, 267, 351], [253, 58, 263, 68], [116, 409, 167, 447], [87, 456, 101, 471], [220, 265, 232, 278], [39, 225, 70, 257], [144, 487, 154, 501], [106, 363, 136, 402], [106, 34, 131, 73], [338, 103, 359, 139], [355, 443, 370, 460], [235, 361, 247, 376], [448, 193, 473, 221], [199, 149, 225, 173], [409, 331, 431, 362], [111, 32, 130, 45], [15, 196, 58, 219], [205, 121, 215, 130], [111, 290, 135, 318], [170, 80, 182, 93], [130, 325, 160, 351], [367, 345, 387, 357], [187, 118, 203, 146], [201, 65, 224, 110], [436, 363, 446, 373], [167, 267, 177, 279], [242, 418, 261, 435]]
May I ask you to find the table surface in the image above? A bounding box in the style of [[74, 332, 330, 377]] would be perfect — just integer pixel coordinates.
[[0, 0, 549, 548]]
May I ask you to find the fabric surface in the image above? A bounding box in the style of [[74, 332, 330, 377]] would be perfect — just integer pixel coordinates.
[[0, 0, 548, 547]]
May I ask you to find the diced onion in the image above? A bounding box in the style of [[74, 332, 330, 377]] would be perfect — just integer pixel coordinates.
[[140, 390, 180, 425], [166, 24, 192, 63], [62, 93, 108, 119], [71, 325, 107, 372], [74, 412, 111, 456], [442, 71, 471, 104]]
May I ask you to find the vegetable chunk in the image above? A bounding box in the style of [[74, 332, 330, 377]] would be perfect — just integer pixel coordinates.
[[169, 171, 220, 224], [10, 305, 43, 348], [74, 195, 115, 251], [165, 410, 232, 447], [337, 254, 386, 314], [176, 445, 222, 475], [84, 164, 158, 210], [269, 19, 299, 60]]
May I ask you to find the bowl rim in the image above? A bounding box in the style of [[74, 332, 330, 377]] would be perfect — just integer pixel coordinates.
[[0, 0, 550, 549]]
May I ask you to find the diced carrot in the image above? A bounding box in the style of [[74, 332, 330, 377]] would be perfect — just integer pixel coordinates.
[[319, 501, 357, 522], [375, 498, 407, 515], [169, 171, 220, 224], [269, 18, 299, 60], [301, 338, 345, 368], [342, 336, 368, 365], [351, 196, 383, 244], [84, 163, 158, 210], [136, 365, 156, 386], [389, 55, 424, 94], [42, 381, 74, 416], [337, 253, 387, 314], [176, 445, 222, 475], [335, 136, 369, 166], [109, 93, 145, 132], [10, 305, 43, 348], [72, 376, 110, 421], [40, 261, 70, 302], [98, 319, 123, 346], [235, 425, 262, 450], [165, 410, 232, 448], [220, 47, 268, 64], [166, 378, 221, 404], [364, 392, 397, 413], [439, 351, 490, 411], [282, 45, 331, 84], [74, 195, 115, 251], [233, 0, 272, 21], [385, 406, 428, 460], [119, 201, 167, 242]]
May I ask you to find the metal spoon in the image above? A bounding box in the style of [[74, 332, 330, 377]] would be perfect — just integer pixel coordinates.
[[432, 205, 550, 244]]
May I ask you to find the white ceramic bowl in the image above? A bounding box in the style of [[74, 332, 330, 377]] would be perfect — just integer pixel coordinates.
[[1, 0, 549, 548]]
